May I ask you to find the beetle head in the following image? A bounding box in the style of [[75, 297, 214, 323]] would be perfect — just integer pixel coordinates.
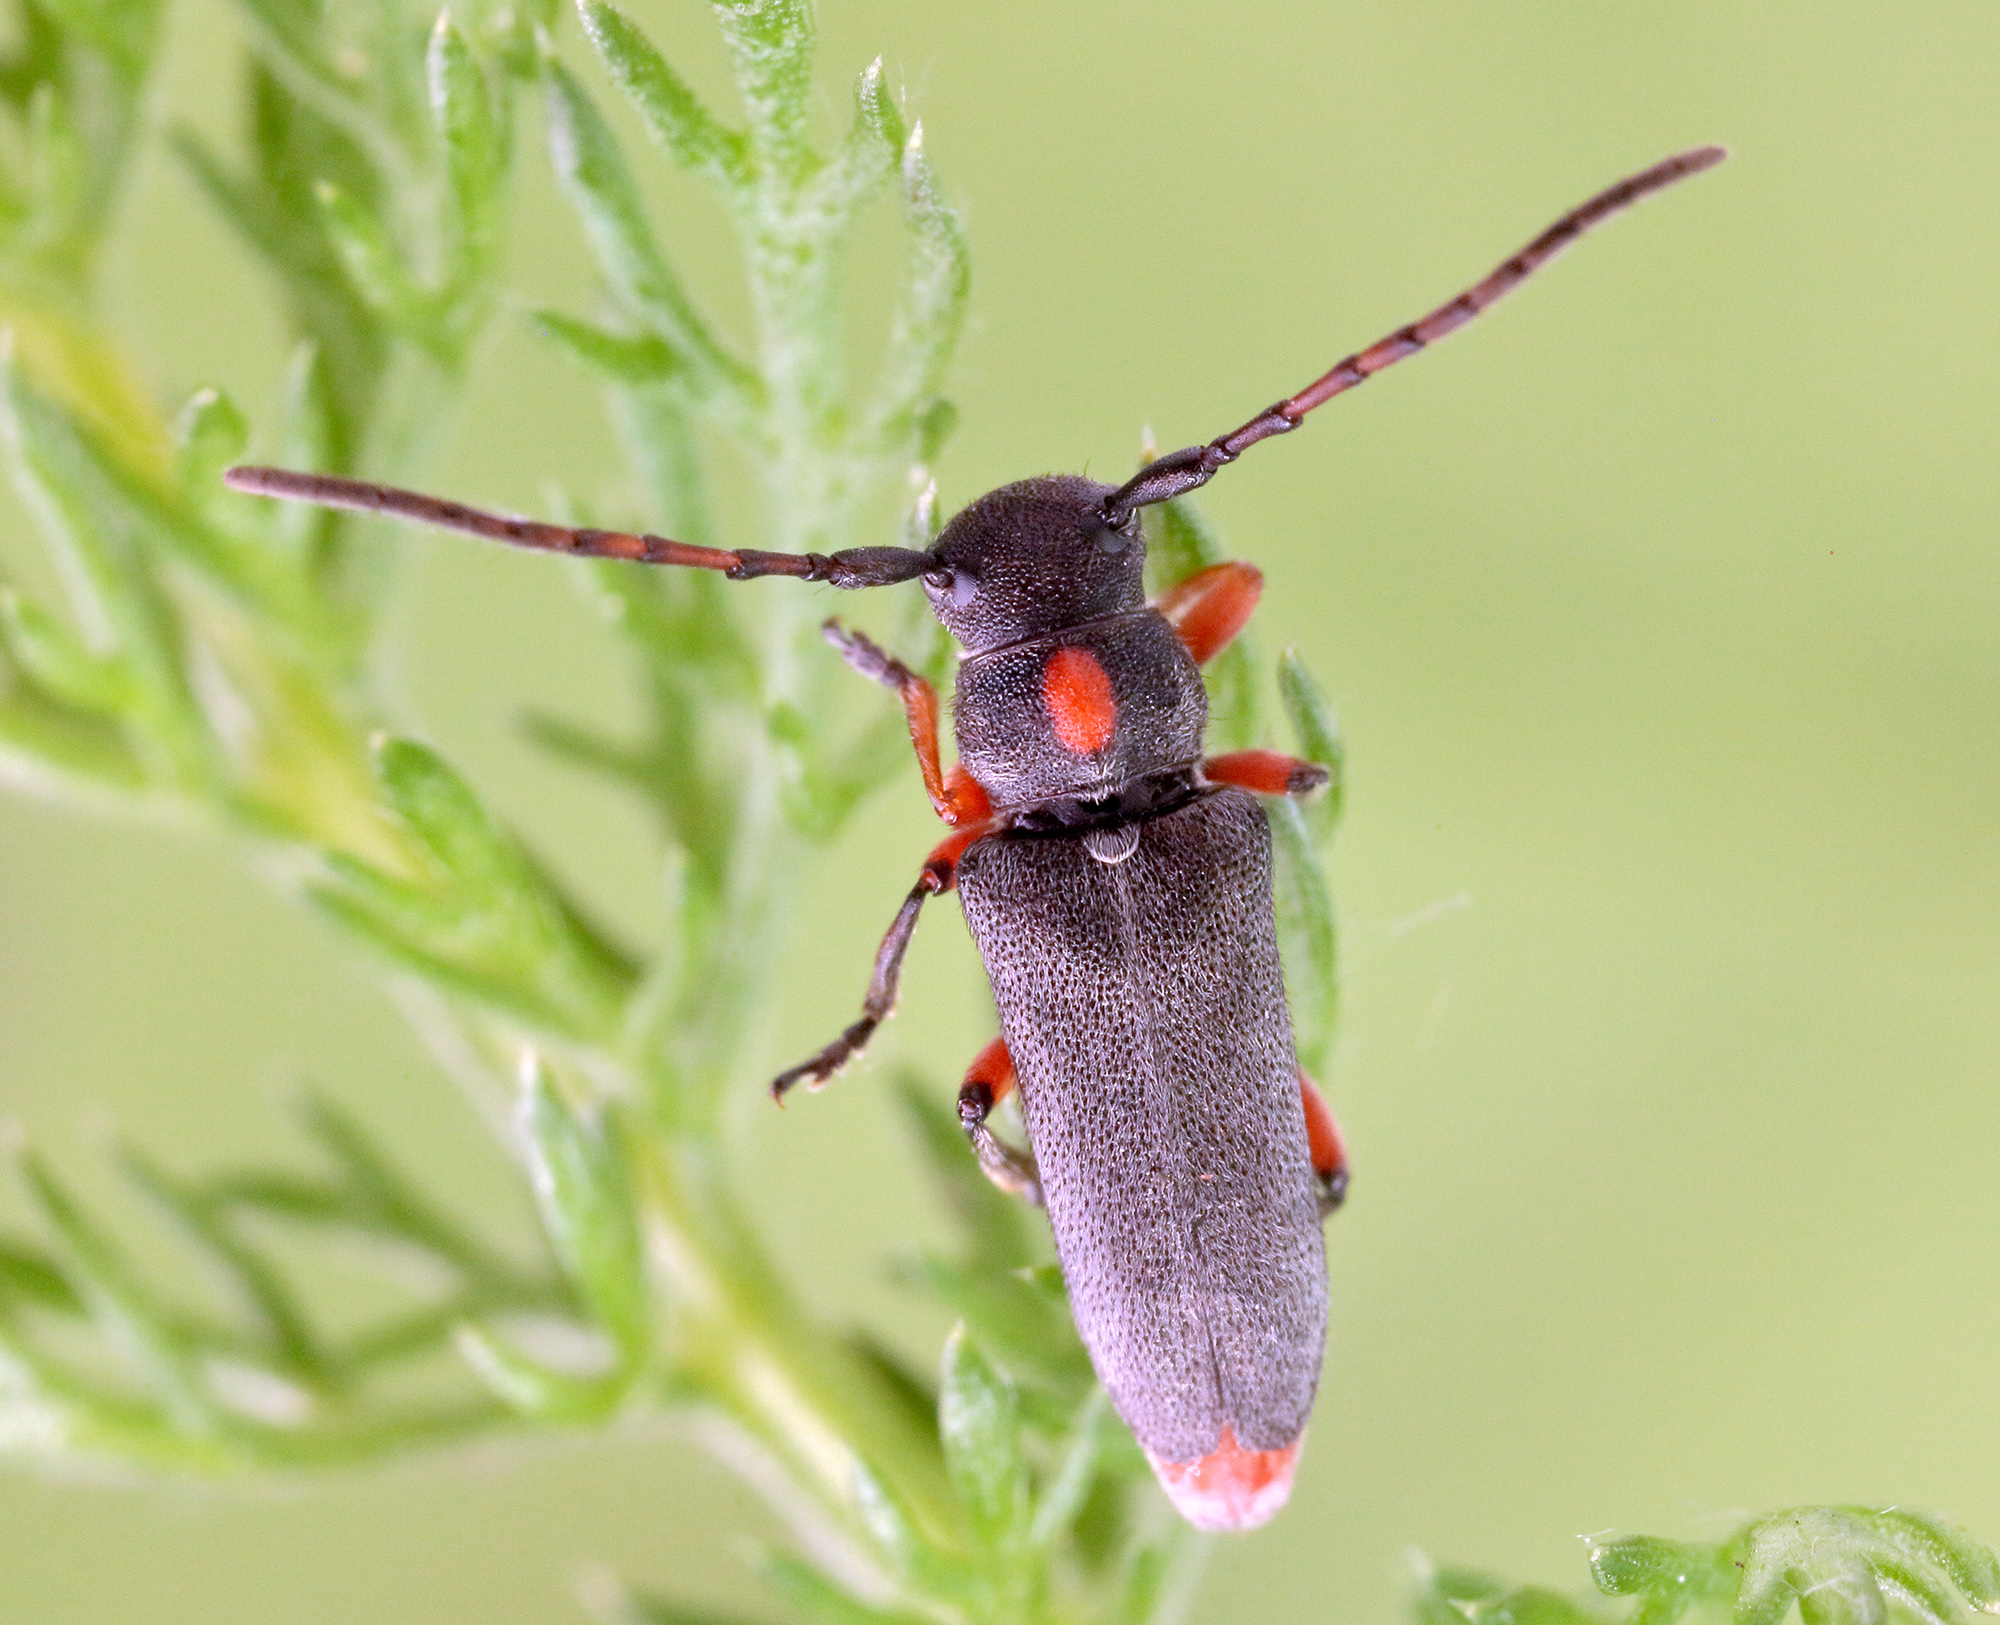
[[924, 475, 1145, 652]]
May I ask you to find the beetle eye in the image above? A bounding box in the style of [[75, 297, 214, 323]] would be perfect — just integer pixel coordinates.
[[926, 565, 978, 607], [1092, 523, 1129, 554]]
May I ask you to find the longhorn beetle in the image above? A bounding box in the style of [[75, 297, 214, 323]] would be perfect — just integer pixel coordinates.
[[228, 144, 1726, 1531]]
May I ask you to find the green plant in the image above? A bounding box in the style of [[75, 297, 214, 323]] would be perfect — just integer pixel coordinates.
[[0, 4, 1990, 1625], [1418, 1507, 2000, 1625], [0, 0, 1337, 1617]]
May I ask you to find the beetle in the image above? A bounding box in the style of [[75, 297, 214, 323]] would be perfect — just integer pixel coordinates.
[[226, 144, 1725, 1530]]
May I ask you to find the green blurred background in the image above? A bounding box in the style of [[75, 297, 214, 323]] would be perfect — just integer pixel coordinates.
[[2, 0, 1996, 1619]]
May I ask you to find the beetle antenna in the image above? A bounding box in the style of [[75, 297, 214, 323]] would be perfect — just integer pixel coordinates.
[[1101, 144, 1728, 520], [222, 466, 938, 589]]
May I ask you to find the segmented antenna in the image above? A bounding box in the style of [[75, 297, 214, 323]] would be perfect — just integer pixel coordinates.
[[1103, 145, 1728, 519], [221, 466, 938, 590]]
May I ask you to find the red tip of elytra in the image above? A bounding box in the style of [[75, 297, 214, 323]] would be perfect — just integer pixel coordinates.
[[1145, 1424, 1301, 1531]]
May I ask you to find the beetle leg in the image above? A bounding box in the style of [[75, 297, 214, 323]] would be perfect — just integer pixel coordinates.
[[1154, 560, 1263, 665], [822, 620, 993, 826], [957, 1036, 1044, 1205], [1202, 749, 1330, 797], [770, 822, 993, 1100], [1299, 1066, 1348, 1216]]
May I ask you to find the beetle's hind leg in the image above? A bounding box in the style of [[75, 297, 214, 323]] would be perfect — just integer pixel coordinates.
[[958, 1037, 1043, 1206], [770, 822, 992, 1100], [1299, 1066, 1348, 1217]]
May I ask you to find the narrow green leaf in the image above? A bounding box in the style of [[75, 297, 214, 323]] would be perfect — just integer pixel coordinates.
[[454, 1321, 621, 1422], [0, 687, 147, 797], [519, 1062, 647, 1358], [311, 847, 464, 937], [1585, 1533, 1700, 1593], [375, 735, 518, 891], [847, 1455, 926, 1584], [1869, 1510, 2000, 1613], [269, 336, 330, 463], [40, 0, 166, 70], [528, 309, 681, 386], [173, 127, 288, 270], [938, 1323, 1027, 1548], [18, 1153, 210, 1431], [520, 709, 649, 789], [756, 1553, 933, 1625], [607, 1590, 776, 1625], [910, 398, 957, 467], [1277, 648, 1343, 839], [1028, 1387, 1111, 1547], [1270, 797, 1337, 1075], [872, 123, 968, 459], [1586, 1535, 1721, 1625], [11, 356, 316, 640], [0, 360, 209, 784], [295, 1093, 520, 1290], [1416, 1566, 1609, 1625], [24, 81, 91, 265], [1494, 1590, 1607, 1625], [1413, 1562, 1506, 1625], [1868, 1555, 1965, 1625], [1145, 493, 1264, 750], [173, 385, 250, 497], [578, 0, 745, 188], [0, 1239, 81, 1314], [429, 12, 506, 287], [602, 381, 724, 560], [315, 179, 428, 332], [0, 589, 131, 715], [708, 0, 815, 183], [1114, 1542, 1170, 1625], [839, 1332, 935, 1444], [543, 57, 754, 408], [894, 1255, 1090, 1396], [123, 1150, 321, 1379], [813, 58, 901, 227], [354, 737, 636, 1033], [1146, 486, 1226, 585]]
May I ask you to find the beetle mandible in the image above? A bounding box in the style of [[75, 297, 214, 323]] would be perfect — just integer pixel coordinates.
[[227, 143, 1726, 1530]]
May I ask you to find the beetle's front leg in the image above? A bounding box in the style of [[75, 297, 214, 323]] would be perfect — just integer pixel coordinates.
[[1155, 560, 1264, 665], [822, 620, 992, 826], [957, 1036, 1043, 1205], [770, 822, 992, 1100]]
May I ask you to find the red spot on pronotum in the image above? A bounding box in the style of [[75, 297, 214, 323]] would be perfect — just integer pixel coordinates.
[[1042, 646, 1118, 755], [1145, 1424, 1302, 1531]]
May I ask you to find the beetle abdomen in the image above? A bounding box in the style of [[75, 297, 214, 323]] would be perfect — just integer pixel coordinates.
[[956, 788, 1327, 1527]]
